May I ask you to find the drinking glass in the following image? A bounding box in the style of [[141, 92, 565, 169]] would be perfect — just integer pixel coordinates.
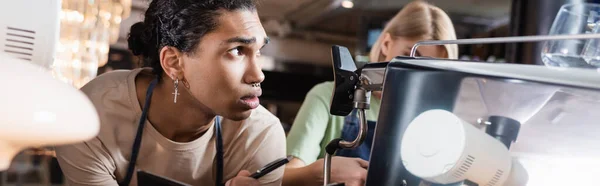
[[542, 3, 600, 68]]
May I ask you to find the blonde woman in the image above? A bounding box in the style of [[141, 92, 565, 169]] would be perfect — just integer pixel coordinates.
[[283, 1, 458, 186]]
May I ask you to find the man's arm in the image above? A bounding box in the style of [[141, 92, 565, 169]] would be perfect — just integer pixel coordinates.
[[55, 137, 119, 186]]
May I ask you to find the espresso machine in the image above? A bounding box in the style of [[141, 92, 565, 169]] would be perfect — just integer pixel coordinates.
[[323, 34, 600, 186]]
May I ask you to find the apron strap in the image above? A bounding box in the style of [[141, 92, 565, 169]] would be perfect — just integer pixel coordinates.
[[215, 116, 224, 186], [119, 78, 224, 186], [119, 78, 158, 186], [120, 77, 225, 186]]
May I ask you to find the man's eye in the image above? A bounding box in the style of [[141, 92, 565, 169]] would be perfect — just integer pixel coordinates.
[[229, 47, 244, 56]]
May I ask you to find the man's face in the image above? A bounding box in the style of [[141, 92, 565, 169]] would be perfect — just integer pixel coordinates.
[[181, 9, 268, 121]]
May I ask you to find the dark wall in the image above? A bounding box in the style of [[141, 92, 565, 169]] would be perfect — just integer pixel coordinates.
[[506, 0, 589, 65]]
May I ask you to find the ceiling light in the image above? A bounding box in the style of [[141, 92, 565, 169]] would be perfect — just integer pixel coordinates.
[[342, 0, 354, 9]]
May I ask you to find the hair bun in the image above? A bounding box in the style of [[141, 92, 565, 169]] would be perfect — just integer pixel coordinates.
[[127, 22, 147, 56]]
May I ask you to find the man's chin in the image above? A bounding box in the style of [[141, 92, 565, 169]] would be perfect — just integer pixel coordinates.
[[224, 109, 253, 121]]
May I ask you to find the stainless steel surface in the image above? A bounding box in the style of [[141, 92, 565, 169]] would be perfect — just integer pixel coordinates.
[[352, 88, 371, 110], [448, 75, 600, 185], [353, 102, 370, 110], [390, 59, 600, 90], [410, 33, 600, 57], [359, 68, 386, 91], [324, 153, 332, 186]]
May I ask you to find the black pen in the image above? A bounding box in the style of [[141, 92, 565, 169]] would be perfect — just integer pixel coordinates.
[[250, 155, 293, 179]]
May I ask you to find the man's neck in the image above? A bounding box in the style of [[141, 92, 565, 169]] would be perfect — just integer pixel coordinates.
[[136, 72, 215, 143]]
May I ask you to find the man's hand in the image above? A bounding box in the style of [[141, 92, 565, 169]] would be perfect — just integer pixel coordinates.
[[225, 170, 260, 186], [310, 157, 369, 186]]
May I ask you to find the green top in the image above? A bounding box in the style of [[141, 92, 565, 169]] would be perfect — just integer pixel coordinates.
[[286, 81, 381, 164]]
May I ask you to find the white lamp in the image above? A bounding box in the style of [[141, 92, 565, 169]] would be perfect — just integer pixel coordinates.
[[0, 0, 103, 171], [401, 110, 528, 186], [0, 53, 100, 170]]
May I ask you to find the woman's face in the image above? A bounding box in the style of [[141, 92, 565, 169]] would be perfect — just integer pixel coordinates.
[[179, 10, 268, 121], [380, 33, 448, 61], [373, 33, 449, 99]]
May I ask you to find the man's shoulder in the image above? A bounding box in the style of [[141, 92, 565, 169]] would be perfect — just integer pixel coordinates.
[[80, 69, 141, 141], [80, 69, 137, 96]]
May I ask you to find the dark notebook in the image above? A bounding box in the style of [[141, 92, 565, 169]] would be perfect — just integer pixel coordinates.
[[137, 170, 192, 186]]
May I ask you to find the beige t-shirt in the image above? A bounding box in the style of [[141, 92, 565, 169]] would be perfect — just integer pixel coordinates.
[[55, 68, 286, 186]]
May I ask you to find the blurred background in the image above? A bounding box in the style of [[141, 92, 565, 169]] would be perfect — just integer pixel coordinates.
[[104, 0, 517, 133], [3, 0, 600, 185]]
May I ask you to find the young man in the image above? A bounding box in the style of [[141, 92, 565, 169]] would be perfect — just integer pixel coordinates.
[[55, 1, 285, 185]]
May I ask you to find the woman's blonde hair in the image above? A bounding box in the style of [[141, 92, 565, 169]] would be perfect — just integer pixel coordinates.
[[369, 1, 458, 62]]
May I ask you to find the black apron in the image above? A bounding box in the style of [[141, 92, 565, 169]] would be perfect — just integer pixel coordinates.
[[118, 77, 224, 186]]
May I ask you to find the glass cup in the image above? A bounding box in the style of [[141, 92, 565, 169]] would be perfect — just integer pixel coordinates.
[[542, 3, 600, 69]]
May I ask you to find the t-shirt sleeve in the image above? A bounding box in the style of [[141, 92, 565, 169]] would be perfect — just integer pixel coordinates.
[[54, 137, 119, 186], [243, 118, 287, 186], [286, 82, 332, 164], [53, 73, 120, 186]]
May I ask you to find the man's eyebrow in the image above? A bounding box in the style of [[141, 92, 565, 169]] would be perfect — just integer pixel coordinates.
[[223, 36, 270, 48], [224, 36, 257, 45]]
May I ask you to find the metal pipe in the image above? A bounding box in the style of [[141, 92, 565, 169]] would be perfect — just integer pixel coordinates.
[[339, 109, 368, 148], [323, 109, 368, 186], [410, 33, 600, 57], [324, 153, 333, 186], [323, 83, 371, 185]]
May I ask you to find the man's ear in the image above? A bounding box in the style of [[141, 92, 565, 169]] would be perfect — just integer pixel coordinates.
[[159, 46, 184, 79]]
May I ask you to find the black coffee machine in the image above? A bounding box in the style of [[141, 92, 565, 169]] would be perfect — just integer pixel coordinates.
[[324, 35, 600, 186]]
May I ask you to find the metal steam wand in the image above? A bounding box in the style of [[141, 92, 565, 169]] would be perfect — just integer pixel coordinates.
[[323, 76, 373, 186]]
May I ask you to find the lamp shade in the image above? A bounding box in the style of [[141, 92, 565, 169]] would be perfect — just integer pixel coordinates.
[[0, 54, 99, 170]]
